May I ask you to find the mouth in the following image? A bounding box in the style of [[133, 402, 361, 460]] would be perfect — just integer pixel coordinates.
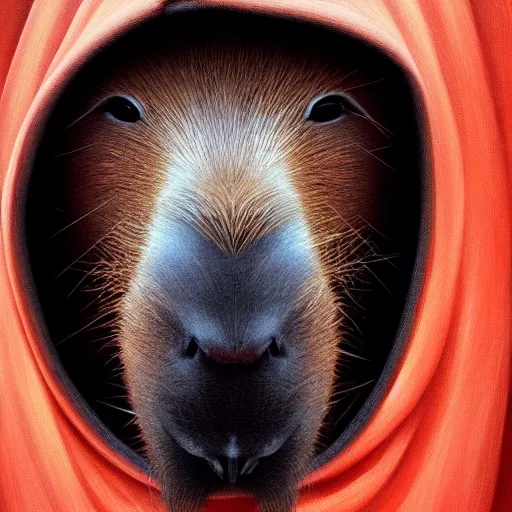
[[162, 421, 296, 485], [145, 411, 314, 512]]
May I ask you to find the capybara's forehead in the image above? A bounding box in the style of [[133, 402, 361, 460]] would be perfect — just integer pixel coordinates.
[[66, 12, 392, 110]]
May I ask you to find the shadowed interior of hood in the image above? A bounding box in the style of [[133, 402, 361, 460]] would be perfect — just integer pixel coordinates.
[[24, 9, 423, 470]]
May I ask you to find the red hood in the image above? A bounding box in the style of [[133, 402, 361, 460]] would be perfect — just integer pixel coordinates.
[[1, 1, 511, 511]]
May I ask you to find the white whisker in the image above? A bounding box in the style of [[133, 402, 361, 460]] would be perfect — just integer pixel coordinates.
[[96, 400, 136, 416], [340, 349, 369, 361], [331, 379, 375, 397]]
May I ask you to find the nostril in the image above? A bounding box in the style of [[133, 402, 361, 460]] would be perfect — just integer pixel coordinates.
[[267, 337, 283, 357], [183, 336, 199, 358], [183, 334, 284, 363]]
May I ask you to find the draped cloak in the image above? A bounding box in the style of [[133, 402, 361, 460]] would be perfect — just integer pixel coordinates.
[[1, 1, 511, 510]]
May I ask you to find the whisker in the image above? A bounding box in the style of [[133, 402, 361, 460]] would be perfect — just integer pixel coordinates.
[[101, 381, 128, 390], [310, 230, 355, 249], [340, 349, 369, 362], [66, 264, 102, 299], [64, 265, 94, 274], [339, 308, 364, 337], [48, 198, 113, 239], [330, 379, 375, 398], [90, 333, 118, 345], [355, 214, 390, 241], [103, 351, 123, 370], [349, 110, 393, 137], [343, 78, 385, 93], [355, 143, 397, 172], [56, 310, 114, 345], [329, 392, 362, 429], [367, 145, 392, 153], [64, 99, 105, 130], [339, 68, 359, 83], [96, 400, 136, 416], [364, 264, 395, 297], [79, 288, 113, 313], [339, 289, 365, 310], [52, 143, 96, 159], [335, 254, 399, 272], [326, 205, 377, 255], [346, 254, 401, 268], [55, 219, 124, 279]]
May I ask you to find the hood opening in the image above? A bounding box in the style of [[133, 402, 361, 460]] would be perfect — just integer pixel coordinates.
[[21, 7, 428, 476]]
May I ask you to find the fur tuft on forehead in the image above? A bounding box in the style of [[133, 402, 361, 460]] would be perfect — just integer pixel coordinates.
[[175, 173, 300, 258]]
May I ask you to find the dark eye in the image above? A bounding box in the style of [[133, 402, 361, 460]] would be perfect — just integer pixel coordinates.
[[103, 95, 143, 123], [306, 94, 347, 123]]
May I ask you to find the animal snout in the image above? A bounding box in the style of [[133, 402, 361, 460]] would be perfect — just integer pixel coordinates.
[[121, 210, 338, 506], [144, 219, 315, 361]]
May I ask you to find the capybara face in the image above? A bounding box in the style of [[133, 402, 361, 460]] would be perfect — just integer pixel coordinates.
[[27, 12, 418, 512]]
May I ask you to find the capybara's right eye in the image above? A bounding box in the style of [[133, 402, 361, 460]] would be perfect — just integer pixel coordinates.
[[305, 93, 347, 123], [103, 95, 143, 123]]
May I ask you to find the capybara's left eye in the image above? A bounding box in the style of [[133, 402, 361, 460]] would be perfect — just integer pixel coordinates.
[[103, 95, 143, 123], [306, 94, 347, 123]]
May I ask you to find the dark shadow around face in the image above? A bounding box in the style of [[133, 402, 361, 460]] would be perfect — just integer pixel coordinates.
[[26, 9, 421, 512]]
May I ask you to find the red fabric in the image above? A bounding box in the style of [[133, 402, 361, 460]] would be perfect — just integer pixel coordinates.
[[0, 1, 511, 510]]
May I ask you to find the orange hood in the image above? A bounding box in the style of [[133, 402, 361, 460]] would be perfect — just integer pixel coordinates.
[[1, 1, 511, 511]]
